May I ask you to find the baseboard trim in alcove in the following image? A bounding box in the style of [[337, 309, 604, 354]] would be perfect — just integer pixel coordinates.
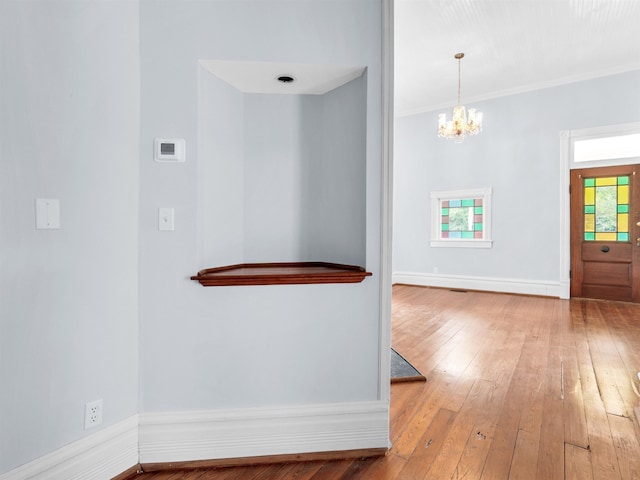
[[138, 401, 389, 465]]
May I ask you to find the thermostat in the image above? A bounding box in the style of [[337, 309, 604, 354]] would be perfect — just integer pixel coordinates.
[[154, 138, 185, 163]]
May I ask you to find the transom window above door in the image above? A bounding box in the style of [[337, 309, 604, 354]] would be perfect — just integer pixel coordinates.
[[574, 133, 640, 163]]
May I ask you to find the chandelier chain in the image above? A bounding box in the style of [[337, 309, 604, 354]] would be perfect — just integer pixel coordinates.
[[437, 52, 483, 143], [457, 55, 461, 105]]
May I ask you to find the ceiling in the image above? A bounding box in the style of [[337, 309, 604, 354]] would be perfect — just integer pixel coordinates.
[[200, 61, 365, 95], [394, 0, 640, 117]]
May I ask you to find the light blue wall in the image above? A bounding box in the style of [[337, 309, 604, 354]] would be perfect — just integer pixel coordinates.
[[393, 71, 640, 282], [308, 75, 367, 266], [0, 0, 385, 473], [198, 68, 245, 267], [243, 94, 309, 261], [0, 0, 140, 473], [139, 1, 383, 411]]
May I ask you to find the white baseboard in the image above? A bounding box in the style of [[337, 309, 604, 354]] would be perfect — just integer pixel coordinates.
[[139, 401, 389, 464], [1, 401, 389, 477], [393, 271, 563, 298], [0, 415, 138, 480]]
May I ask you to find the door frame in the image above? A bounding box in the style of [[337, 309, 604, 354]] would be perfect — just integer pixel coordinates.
[[379, 0, 394, 405], [559, 121, 640, 299]]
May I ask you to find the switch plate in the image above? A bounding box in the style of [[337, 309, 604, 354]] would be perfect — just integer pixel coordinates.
[[158, 208, 174, 231], [35, 198, 61, 229]]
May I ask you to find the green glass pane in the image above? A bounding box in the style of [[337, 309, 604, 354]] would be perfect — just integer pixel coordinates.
[[585, 232, 595, 241], [442, 224, 449, 231], [461, 231, 474, 239], [584, 178, 595, 187], [618, 232, 629, 241], [618, 176, 629, 185], [595, 185, 617, 232], [474, 223, 483, 231], [474, 206, 483, 215], [618, 204, 629, 213], [441, 208, 449, 215], [461, 199, 475, 207], [585, 205, 595, 214]]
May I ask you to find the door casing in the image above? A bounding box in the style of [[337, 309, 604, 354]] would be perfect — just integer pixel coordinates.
[[559, 122, 640, 300]]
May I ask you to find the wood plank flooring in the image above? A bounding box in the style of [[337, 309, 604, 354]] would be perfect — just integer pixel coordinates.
[[130, 286, 640, 479]]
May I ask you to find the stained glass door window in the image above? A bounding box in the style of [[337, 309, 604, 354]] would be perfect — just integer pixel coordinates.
[[583, 176, 629, 241]]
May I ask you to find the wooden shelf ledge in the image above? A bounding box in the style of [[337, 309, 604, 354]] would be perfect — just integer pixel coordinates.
[[191, 262, 372, 287]]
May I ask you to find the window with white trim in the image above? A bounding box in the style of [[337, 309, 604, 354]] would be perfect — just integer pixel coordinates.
[[430, 188, 493, 248]]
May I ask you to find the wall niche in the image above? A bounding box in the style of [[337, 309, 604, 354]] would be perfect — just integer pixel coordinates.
[[194, 60, 369, 286]]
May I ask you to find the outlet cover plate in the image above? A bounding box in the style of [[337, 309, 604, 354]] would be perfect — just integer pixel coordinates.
[[85, 399, 103, 429]]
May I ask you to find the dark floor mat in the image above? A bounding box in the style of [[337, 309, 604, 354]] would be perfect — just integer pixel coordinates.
[[390, 348, 426, 383]]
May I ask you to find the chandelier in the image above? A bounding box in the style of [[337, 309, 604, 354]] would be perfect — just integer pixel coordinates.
[[438, 53, 483, 143]]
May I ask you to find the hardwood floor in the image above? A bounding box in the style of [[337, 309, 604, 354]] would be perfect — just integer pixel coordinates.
[[131, 286, 640, 479]]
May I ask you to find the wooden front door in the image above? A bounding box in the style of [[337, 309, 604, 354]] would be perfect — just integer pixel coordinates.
[[570, 165, 640, 302]]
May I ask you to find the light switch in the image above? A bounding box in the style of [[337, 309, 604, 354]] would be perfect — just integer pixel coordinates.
[[158, 208, 174, 231], [35, 198, 61, 229]]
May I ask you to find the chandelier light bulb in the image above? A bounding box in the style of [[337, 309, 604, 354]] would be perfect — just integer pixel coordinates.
[[438, 53, 483, 143]]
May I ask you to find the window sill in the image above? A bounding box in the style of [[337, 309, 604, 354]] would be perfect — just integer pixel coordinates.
[[430, 240, 493, 248], [191, 262, 372, 286]]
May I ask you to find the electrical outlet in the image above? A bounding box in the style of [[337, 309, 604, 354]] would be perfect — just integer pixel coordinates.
[[85, 399, 103, 429]]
